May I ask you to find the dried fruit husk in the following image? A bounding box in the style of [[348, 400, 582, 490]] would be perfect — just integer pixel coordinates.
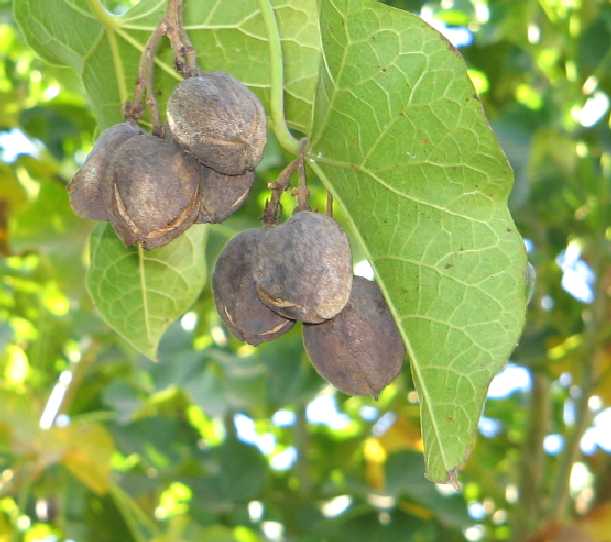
[[69, 122, 142, 220], [303, 276, 405, 396], [109, 134, 201, 249], [167, 72, 267, 175], [197, 167, 256, 224], [213, 229, 294, 345], [254, 211, 353, 324]]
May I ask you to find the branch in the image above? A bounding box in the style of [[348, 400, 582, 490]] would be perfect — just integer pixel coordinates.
[[325, 191, 334, 217], [547, 362, 594, 521], [165, 0, 199, 77], [125, 0, 200, 130], [124, 20, 167, 134], [263, 158, 301, 225], [548, 247, 609, 521], [256, 0, 301, 156], [514, 370, 550, 541], [294, 141, 310, 212]]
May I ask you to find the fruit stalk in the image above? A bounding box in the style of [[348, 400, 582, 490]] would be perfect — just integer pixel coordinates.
[[125, 17, 167, 133], [166, 0, 199, 77], [125, 0, 199, 131], [263, 158, 301, 225], [295, 146, 310, 212]]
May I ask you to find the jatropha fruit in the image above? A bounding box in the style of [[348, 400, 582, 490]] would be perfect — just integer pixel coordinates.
[[68, 4, 267, 250], [108, 134, 202, 249], [303, 276, 405, 396], [167, 72, 267, 175], [212, 229, 294, 345], [68, 72, 265, 250], [253, 211, 353, 324], [197, 167, 256, 224], [69, 122, 142, 221]]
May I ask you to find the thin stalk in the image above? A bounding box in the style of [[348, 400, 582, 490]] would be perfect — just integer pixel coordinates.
[[86, 0, 117, 30], [256, 0, 301, 155], [295, 142, 310, 212], [548, 364, 594, 520], [125, 0, 200, 129], [548, 247, 608, 520], [166, 0, 199, 77], [514, 370, 550, 541], [263, 158, 301, 225], [125, 20, 167, 134], [325, 192, 334, 217]]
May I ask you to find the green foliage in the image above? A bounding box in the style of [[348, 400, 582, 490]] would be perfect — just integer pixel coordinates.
[[1, 0, 610, 541], [13, 0, 529, 483], [87, 224, 207, 359]]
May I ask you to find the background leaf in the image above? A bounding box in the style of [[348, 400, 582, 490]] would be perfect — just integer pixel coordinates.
[[309, 0, 527, 481], [86, 223, 207, 359]]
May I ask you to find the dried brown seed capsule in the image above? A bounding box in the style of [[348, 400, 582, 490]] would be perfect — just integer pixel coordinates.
[[213, 229, 294, 345], [254, 211, 353, 324], [109, 134, 201, 249], [303, 276, 405, 396], [197, 167, 256, 224], [167, 72, 267, 175], [69, 122, 142, 220]]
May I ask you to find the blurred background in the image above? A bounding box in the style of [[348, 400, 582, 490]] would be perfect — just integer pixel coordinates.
[[0, 0, 610, 540]]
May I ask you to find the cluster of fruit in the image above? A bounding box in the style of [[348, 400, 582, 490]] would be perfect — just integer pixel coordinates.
[[70, 70, 405, 396], [213, 211, 406, 396], [69, 72, 266, 248]]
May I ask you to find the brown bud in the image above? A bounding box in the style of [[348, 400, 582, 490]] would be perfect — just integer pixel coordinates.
[[254, 211, 353, 323], [108, 134, 200, 249], [303, 276, 405, 396], [213, 229, 294, 345], [167, 72, 267, 175], [68, 122, 142, 220], [197, 167, 256, 224]]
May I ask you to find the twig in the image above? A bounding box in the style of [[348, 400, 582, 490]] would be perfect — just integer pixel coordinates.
[[548, 248, 608, 521], [325, 191, 334, 217], [548, 363, 594, 521], [125, 0, 199, 131], [165, 0, 199, 77], [263, 158, 301, 225], [294, 142, 310, 212], [514, 370, 550, 541], [124, 20, 167, 134]]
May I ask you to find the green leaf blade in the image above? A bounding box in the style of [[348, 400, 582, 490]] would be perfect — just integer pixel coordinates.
[[86, 224, 207, 360], [15, 0, 322, 132], [310, 0, 527, 482], [14, 0, 103, 69]]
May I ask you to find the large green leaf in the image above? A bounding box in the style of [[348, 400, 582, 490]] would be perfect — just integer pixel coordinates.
[[86, 223, 207, 359], [308, 0, 527, 482], [14, 0, 321, 132]]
